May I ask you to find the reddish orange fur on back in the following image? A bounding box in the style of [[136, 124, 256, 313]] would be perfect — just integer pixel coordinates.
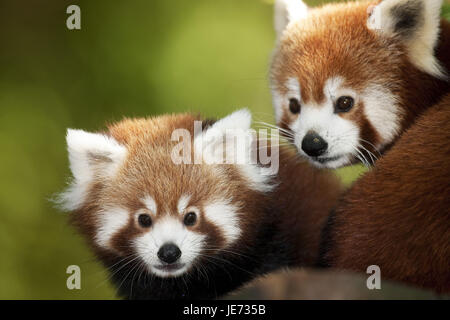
[[321, 94, 450, 293], [274, 147, 343, 265], [271, 0, 450, 293]]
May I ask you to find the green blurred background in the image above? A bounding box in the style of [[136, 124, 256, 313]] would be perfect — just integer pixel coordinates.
[[0, 0, 448, 299]]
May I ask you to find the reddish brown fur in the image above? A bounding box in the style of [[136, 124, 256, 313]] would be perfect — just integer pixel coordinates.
[[71, 114, 267, 261], [321, 94, 450, 293], [69, 114, 342, 279], [271, 0, 450, 154], [271, 0, 450, 293], [274, 147, 343, 265]]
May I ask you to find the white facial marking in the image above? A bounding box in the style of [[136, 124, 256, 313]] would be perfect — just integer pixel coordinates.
[[204, 199, 241, 245], [286, 77, 301, 100], [362, 84, 401, 147], [273, 74, 406, 167], [272, 89, 285, 123], [273, 77, 301, 121], [177, 194, 191, 214], [134, 217, 206, 278], [272, 77, 301, 125], [95, 207, 129, 251], [287, 76, 360, 168], [142, 195, 157, 214]]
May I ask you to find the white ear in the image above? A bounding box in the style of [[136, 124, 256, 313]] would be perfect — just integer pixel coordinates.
[[59, 129, 127, 210], [194, 109, 252, 165], [194, 109, 274, 192], [367, 0, 446, 78], [207, 108, 252, 133], [274, 0, 308, 39]]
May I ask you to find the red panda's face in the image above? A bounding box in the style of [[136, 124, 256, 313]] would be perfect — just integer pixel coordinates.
[[59, 110, 272, 278], [271, 71, 403, 168], [95, 160, 243, 278], [271, 0, 445, 168]]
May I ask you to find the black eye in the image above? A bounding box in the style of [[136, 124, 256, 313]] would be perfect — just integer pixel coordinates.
[[289, 98, 301, 114], [184, 212, 197, 226], [138, 214, 152, 228], [335, 96, 354, 113]]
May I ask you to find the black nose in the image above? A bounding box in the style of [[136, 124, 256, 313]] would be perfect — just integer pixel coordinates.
[[157, 243, 181, 264], [301, 131, 328, 157]]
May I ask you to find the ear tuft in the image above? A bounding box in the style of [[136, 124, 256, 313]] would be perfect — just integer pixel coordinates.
[[66, 129, 127, 181], [368, 0, 446, 78], [194, 109, 275, 193], [59, 129, 127, 211], [210, 108, 252, 132], [194, 109, 253, 165], [274, 0, 309, 39]]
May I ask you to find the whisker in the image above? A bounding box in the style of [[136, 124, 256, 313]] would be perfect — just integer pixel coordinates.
[[358, 144, 378, 164], [351, 145, 370, 167], [253, 114, 293, 129], [254, 121, 293, 134], [95, 253, 142, 289]]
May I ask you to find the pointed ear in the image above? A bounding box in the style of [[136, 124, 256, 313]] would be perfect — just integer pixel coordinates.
[[194, 109, 275, 192], [58, 129, 127, 210], [274, 0, 309, 39], [66, 129, 127, 183], [194, 109, 253, 165], [367, 0, 446, 78], [205, 108, 252, 133]]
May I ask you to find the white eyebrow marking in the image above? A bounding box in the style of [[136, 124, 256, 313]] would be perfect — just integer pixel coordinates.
[[204, 199, 241, 245], [324, 76, 344, 100], [324, 76, 357, 103], [142, 195, 157, 214], [96, 206, 129, 251], [177, 194, 191, 214], [286, 77, 301, 100]]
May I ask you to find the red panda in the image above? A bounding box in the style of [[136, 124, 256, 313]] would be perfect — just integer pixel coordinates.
[[270, 0, 449, 168], [58, 109, 342, 299], [319, 94, 450, 293], [270, 0, 450, 293]]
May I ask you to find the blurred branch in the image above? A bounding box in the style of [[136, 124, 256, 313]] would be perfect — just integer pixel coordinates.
[[225, 268, 447, 300]]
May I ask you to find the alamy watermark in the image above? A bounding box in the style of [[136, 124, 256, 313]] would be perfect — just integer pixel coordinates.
[[66, 5, 81, 30], [366, 265, 381, 290], [66, 265, 81, 290], [170, 121, 280, 175]]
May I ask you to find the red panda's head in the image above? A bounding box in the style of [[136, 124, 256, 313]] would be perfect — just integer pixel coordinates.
[[271, 0, 446, 168], [58, 110, 273, 278]]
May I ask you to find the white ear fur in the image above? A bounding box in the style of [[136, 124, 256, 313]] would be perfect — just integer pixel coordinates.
[[194, 109, 252, 165], [207, 108, 252, 132], [59, 129, 127, 210], [367, 0, 446, 78], [194, 109, 274, 192], [274, 0, 309, 39], [67, 129, 127, 182]]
